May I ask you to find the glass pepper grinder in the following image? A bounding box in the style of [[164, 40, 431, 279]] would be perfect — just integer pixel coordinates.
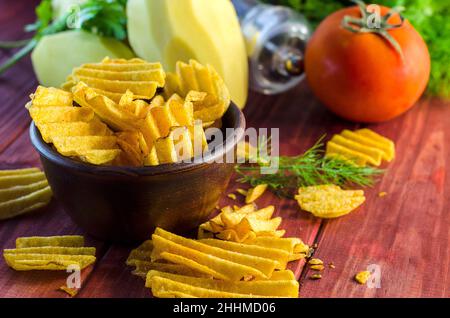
[[231, 0, 312, 95]]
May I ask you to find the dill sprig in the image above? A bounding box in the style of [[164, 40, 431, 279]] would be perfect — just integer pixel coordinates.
[[235, 136, 384, 197]]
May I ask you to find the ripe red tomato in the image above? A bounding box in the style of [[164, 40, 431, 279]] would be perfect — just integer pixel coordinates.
[[305, 5, 430, 123]]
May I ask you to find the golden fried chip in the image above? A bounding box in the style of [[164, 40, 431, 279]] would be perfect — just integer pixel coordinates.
[[58, 286, 78, 297], [30, 106, 94, 124], [131, 261, 210, 279], [149, 276, 269, 298], [0, 186, 52, 220], [0, 180, 48, 202], [355, 129, 395, 161], [77, 149, 122, 165], [37, 121, 112, 143], [295, 185, 365, 218], [151, 234, 269, 281], [16, 235, 84, 248], [0, 172, 46, 189], [51, 136, 118, 157], [199, 239, 290, 270], [0, 168, 40, 176], [126, 240, 153, 265], [154, 229, 277, 277], [341, 129, 394, 162], [147, 271, 299, 297], [4, 246, 95, 255], [245, 184, 268, 203], [330, 135, 383, 166], [4, 253, 95, 270], [31, 86, 73, 107], [244, 236, 308, 255]]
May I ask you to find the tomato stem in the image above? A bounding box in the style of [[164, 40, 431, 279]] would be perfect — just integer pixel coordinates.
[[342, 0, 405, 62]]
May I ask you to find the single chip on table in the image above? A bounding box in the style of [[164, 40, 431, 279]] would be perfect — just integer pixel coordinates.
[[0, 186, 52, 220], [4, 253, 96, 270], [146, 271, 299, 298], [31, 86, 73, 107], [16, 235, 84, 248], [0, 171, 46, 189], [4, 246, 95, 256], [0, 168, 40, 176], [199, 239, 290, 270], [330, 135, 383, 166], [0, 180, 48, 202], [245, 184, 268, 204], [295, 185, 365, 218], [355, 128, 395, 161]]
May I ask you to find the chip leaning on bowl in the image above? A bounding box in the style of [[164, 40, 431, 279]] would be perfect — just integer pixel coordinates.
[[26, 57, 231, 167]]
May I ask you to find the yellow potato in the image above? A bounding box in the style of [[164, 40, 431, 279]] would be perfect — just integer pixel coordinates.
[[0, 172, 46, 189]]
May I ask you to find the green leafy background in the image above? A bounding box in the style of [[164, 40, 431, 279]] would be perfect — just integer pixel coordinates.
[[263, 0, 450, 99]]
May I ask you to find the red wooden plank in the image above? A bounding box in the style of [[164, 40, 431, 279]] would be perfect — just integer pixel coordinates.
[[298, 98, 450, 298]]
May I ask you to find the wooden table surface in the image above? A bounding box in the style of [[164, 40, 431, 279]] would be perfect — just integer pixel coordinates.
[[0, 1, 449, 298]]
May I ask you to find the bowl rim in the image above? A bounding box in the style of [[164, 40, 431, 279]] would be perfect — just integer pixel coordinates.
[[30, 102, 246, 177]]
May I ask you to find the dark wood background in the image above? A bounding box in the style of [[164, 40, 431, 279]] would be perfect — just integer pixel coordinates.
[[0, 0, 448, 298]]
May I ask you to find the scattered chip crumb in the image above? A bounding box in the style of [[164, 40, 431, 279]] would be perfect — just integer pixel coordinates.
[[328, 262, 335, 269], [308, 258, 324, 266], [233, 205, 240, 211], [236, 188, 248, 196], [58, 285, 78, 297], [378, 192, 387, 197], [227, 193, 237, 200], [310, 273, 322, 280], [215, 205, 220, 210], [310, 264, 325, 271], [245, 184, 268, 203], [355, 271, 371, 285]]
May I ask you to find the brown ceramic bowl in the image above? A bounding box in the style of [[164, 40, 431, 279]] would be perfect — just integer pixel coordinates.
[[30, 103, 245, 243]]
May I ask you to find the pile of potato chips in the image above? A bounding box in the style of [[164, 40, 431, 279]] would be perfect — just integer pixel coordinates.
[[326, 128, 395, 166], [295, 185, 366, 219], [0, 168, 52, 220], [3, 235, 95, 271], [28, 57, 231, 166], [127, 227, 305, 298]]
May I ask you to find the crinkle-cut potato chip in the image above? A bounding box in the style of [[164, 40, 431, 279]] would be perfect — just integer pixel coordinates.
[[150, 276, 271, 298], [325, 128, 395, 166], [151, 234, 269, 281], [245, 184, 268, 204], [30, 106, 94, 124], [163, 60, 230, 124], [72, 82, 141, 132], [78, 149, 121, 165], [4, 253, 96, 271], [51, 136, 118, 157], [0, 186, 51, 220], [199, 239, 290, 270], [153, 228, 277, 278], [146, 271, 299, 298], [295, 185, 365, 218], [115, 131, 148, 166], [0, 180, 48, 202], [0, 171, 45, 189], [152, 126, 194, 164], [131, 261, 210, 279], [244, 236, 309, 255], [31, 86, 73, 107], [4, 246, 95, 256], [126, 240, 153, 266], [37, 120, 112, 143], [16, 235, 84, 248], [0, 168, 40, 176], [65, 57, 165, 102], [119, 90, 149, 119]]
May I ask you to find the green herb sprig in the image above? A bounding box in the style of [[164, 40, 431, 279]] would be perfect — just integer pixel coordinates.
[[0, 0, 128, 75], [235, 136, 384, 197]]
